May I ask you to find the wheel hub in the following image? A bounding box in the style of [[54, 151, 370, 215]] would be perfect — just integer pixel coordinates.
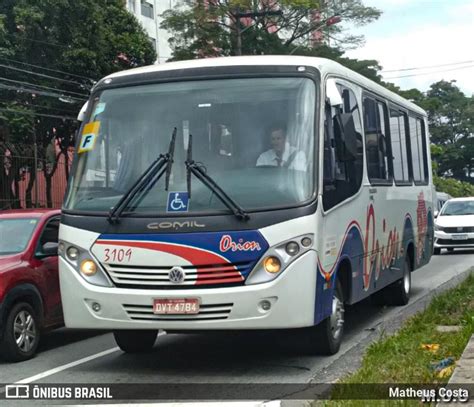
[[330, 293, 344, 340], [404, 269, 410, 294], [14, 310, 36, 353]]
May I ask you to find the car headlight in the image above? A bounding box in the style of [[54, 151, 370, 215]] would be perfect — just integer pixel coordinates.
[[434, 224, 444, 232], [246, 234, 314, 285], [59, 240, 112, 287]]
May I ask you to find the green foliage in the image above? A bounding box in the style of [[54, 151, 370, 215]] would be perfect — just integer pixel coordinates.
[[333, 273, 474, 398], [161, 0, 381, 59], [0, 0, 156, 142], [0, 0, 156, 208], [422, 81, 474, 183], [433, 174, 474, 198], [0, 103, 33, 140]]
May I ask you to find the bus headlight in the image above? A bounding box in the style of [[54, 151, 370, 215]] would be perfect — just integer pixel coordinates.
[[246, 233, 314, 285], [66, 246, 79, 261], [59, 240, 112, 287], [264, 256, 281, 273], [80, 259, 97, 276]]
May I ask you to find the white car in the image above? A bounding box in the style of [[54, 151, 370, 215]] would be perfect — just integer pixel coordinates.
[[434, 197, 474, 254]]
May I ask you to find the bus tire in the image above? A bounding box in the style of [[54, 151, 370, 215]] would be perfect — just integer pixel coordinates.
[[388, 256, 411, 306], [113, 330, 158, 353], [307, 280, 344, 355]]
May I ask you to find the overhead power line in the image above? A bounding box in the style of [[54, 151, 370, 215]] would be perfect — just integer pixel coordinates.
[[384, 64, 474, 79], [0, 83, 85, 103], [0, 56, 96, 82], [0, 76, 89, 97], [0, 63, 90, 88], [382, 60, 474, 73], [0, 107, 77, 120], [0, 98, 77, 114], [4, 32, 69, 49]]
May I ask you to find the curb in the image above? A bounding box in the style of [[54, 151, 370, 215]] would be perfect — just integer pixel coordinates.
[[437, 334, 474, 406], [448, 334, 474, 384]]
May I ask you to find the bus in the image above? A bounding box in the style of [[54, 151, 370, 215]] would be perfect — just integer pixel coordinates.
[[59, 56, 435, 355]]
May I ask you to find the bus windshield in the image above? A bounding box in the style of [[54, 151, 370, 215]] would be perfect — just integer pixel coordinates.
[[65, 77, 316, 214]]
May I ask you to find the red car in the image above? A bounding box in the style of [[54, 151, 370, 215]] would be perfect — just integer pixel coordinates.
[[0, 209, 62, 362]]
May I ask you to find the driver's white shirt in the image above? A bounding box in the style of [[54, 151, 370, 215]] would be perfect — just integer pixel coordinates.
[[256, 142, 307, 171]]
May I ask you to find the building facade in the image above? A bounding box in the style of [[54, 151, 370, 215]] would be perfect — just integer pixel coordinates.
[[125, 0, 182, 63], [125, 1, 327, 62]]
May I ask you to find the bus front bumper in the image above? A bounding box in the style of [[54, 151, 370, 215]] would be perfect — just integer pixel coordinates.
[[59, 251, 318, 330]]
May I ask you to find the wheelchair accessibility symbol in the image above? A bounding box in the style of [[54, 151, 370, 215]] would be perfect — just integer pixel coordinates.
[[167, 192, 189, 212]]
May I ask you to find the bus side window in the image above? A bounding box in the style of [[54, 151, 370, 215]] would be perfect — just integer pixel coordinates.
[[363, 97, 392, 183], [323, 84, 363, 211], [389, 109, 410, 183]]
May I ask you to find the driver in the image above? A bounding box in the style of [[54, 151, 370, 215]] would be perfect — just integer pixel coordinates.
[[256, 124, 306, 171]]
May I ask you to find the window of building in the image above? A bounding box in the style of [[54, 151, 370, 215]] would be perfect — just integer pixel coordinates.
[[128, 0, 135, 13], [389, 109, 410, 183], [141, 0, 154, 19], [149, 36, 156, 50], [363, 96, 391, 183], [323, 83, 364, 210]]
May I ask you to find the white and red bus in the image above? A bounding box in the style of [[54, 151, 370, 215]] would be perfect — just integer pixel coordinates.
[[59, 56, 435, 354]]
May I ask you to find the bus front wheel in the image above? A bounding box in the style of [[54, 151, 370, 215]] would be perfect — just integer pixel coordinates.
[[113, 330, 158, 353], [305, 280, 344, 355]]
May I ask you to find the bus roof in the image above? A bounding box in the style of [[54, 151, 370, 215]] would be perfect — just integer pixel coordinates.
[[103, 56, 426, 117]]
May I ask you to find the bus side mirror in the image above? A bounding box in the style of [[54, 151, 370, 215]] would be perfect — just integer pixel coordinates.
[[326, 79, 343, 107], [77, 101, 89, 122]]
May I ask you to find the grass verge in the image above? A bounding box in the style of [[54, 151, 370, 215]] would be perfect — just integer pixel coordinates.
[[320, 272, 474, 406]]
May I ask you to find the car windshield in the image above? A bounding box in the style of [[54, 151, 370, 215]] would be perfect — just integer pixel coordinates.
[[440, 200, 474, 216], [64, 77, 316, 214], [0, 218, 39, 255]]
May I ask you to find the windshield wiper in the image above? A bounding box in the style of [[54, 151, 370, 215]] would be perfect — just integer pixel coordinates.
[[185, 134, 249, 221], [108, 128, 177, 223]]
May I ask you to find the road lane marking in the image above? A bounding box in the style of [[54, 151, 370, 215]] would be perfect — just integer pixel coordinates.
[[70, 402, 281, 406], [12, 332, 166, 385], [15, 347, 120, 384]]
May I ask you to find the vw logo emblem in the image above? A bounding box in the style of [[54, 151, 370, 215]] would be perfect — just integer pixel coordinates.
[[457, 227, 463, 232], [168, 267, 185, 284]]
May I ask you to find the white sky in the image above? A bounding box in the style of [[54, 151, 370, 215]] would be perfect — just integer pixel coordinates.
[[345, 0, 474, 95]]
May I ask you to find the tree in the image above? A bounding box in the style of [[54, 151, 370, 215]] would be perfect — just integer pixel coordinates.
[[161, 0, 381, 59], [422, 81, 473, 182], [0, 0, 156, 208]]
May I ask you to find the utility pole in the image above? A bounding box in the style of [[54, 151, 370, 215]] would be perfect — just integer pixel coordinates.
[[33, 121, 38, 207], [233, 9, 283, 56]]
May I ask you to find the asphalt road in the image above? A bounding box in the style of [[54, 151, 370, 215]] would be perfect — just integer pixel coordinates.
[[0, 249, 473, 404]]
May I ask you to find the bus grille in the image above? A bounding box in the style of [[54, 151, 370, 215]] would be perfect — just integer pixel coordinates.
[[123, 303, 233, 321], [103, 262, 252, 289]]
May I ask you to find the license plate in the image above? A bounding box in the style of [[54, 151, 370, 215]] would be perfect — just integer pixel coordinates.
[[452, 234, 468, 240], [153, 298, 200, 315]]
